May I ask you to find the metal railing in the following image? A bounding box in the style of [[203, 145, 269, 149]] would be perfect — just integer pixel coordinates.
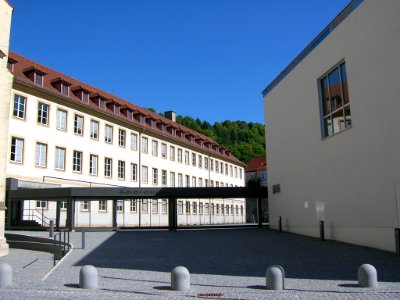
[[53, 230, 71, 266], [22, 208, 51, 227]]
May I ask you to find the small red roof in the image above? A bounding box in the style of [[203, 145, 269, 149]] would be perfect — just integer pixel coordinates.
[[246, 156, 267, 172]]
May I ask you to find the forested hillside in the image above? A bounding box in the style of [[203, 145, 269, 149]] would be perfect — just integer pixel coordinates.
[[175, 115, 265, 165]]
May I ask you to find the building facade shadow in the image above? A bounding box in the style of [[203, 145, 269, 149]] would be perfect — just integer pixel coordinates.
[[74, 229, 400, 281]]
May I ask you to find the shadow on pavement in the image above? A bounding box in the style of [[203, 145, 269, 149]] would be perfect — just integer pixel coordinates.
[[74, 229, 400, 281]]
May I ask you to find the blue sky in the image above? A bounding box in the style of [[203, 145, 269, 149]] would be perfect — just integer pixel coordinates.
[[9, 0, 350, 124]]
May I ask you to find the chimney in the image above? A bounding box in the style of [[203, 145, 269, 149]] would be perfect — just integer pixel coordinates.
[[165, 111, 176, 122]]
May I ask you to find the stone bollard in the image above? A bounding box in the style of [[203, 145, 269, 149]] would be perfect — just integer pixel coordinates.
[[171, 266, 190, 291], [266, 265, 285, 290], [0, 263, 12, 287], [358, 264, 378, 288], [79, 265, 98, 289]]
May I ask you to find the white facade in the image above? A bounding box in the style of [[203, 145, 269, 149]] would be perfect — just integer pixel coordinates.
[[6, 54, 246, 228], [263, 0, 400, 252]]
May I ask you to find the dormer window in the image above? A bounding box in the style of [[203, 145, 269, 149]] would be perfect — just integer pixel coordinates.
[[114, 104, 120, 115], [7, 58, 16, 72], [61, 83, 69, 96], [82, 92, 89, 103], [127, 110, 133, 120], [99, 99, 105, 109], [34, 73, 43, 86]]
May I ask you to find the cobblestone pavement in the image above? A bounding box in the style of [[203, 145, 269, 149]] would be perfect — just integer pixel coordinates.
[[0, 228, 399, 299]]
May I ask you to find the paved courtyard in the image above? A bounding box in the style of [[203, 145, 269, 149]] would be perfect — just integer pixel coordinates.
[[0, 228, 400, 299]]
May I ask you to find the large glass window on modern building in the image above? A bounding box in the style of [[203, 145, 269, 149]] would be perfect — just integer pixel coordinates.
[[35, 143, 47, 167], [37, 102, 49, 125], [320, 62, 351, 138], [10, 137, 24, 163], [57, 109, 67, 131], [13, 94, 26, 119]]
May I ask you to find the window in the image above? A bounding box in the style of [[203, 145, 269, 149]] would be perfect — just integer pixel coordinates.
[[241, 205, 244, 216], [36, 201, 47, 209], [205, 179, 209, 187], [141, 166, 148, 184], [55, 147, 65, 170], [141, 137, 148, 153], [230, 165, 233, 177], [118, 160, 125, 179], [204, 157, 209, 170], [170, 146, 175, 161], [74, 114, 84, 135], [162, 199, 168, 214], [105, 157, 112, 177], [221, 204, 225, 215], [161, 143, 167, 159], [61, 83, 69, 96], [10, 137, 23, 163], [225, 163, 228, 175], [178, 174, 183, 187], [152, 168, 158, 185], [193, 202, 197, 214], [13, 95, 26, 119], [320, 62, 351, 137], [236, 205, 239, 215], [37, 102, 49, 125], [216, 204, 220, 215], [60, 201, 67, 210], [210, 159, 214, 171], [220, 162, 223, 174], [198, 178, 203, 187], [105, 125, 113, 143], [192, 177, 196, 187], [186, 201, 190, 214], [130, 199, 137, 212], [177, 148, 182, 163], [99, 99, 105, 110], [240, 169, 242, 179], [99, 200, 107, 211], [57, 109, 67, 130], [90, 120, 99, 140], [152, 140, 158, 156], [231, 205, 234, 215], [184, 151, 189, 165], [162, 170, 167, 186], [142, 199, 148, 213], [192, 153, 196, 166], [235, 167, 238, 178], [152, 199, 158, 213], [170, 172, 175, 187], [34, 72, 43, 86], [205, 203, 209, 215], [178, 201, 183, 215], [73, 151, 82, 172], [215, 160, 219, 173], [118, 129, 126, 147], [199, 203, 203, 215], [80, 201, 89, 211], [131, 133, 138, 150], [185, 175, 190, 187], [82, 92, 89, 103], [117, 200, 124, 212], [35, 143, 47, 167], [131, 163, 137, 181], [90, 154, 98, 175], [198, 155, 202, 168], [114, 105, 120, 115], [226, 205, 229, 215]]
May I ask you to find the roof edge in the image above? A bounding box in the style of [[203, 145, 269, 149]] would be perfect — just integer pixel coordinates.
[[261, 0, 363, 98]]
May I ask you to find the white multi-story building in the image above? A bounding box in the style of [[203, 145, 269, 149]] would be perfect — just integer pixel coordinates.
[[6, 52, 246, 228]]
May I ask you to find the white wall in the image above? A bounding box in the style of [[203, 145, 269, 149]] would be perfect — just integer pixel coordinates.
[[264, 0, 400, 252]]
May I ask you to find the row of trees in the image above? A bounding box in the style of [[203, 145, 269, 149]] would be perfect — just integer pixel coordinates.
[[147, 109, 265, 165]]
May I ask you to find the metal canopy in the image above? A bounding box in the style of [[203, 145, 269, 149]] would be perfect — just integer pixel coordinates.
[[8, 187, 268, 201]]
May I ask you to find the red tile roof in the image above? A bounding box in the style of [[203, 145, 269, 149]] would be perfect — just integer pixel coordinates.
[[8, 51, 245, 166], [246, 156, 266, 172]]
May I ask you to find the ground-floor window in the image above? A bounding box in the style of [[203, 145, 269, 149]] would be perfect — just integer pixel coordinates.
[[99, 200, 107, 211], [60, 201, 67, 210], [185, 201, 190, 214], [36, 200, 47, 209], [152, 199, 158, 214], [80, 201, 89, 211], [142, 199, 148, 213], [117, 200, 124, 212], [162, 199, 167, 214], [193, 202, 197, 214], [178, 201, 183, 215], [199, 202, 203, 215], [130, 199, 137, 212]]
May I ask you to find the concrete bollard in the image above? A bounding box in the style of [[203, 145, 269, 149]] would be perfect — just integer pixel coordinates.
[[79, 265, 98, 289], [49, 220, 54, 238], [0, 263, 12, 287], [171, 266, 190, 291], [266, 265, 285, 290], [358, 264, 378, 288]]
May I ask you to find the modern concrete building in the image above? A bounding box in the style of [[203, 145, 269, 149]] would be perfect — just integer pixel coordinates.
[[263, 0, 400, 252], [6, 52, 246, 228], [0, 0, 13, 256]]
